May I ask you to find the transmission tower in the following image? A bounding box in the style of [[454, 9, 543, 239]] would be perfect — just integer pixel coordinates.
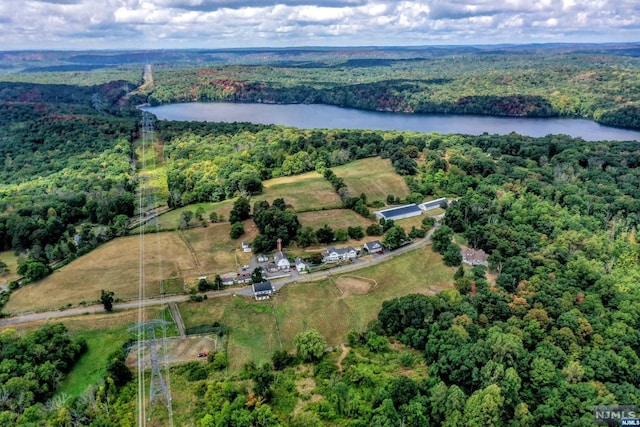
[[129, 320, 173, 420]]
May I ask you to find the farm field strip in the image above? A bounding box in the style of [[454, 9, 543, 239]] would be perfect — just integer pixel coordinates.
[[333, 157, 411, 202]]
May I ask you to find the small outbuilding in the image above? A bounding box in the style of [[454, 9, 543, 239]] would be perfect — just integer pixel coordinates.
[[242, 242, 252, 252], [374, 204, 422, 221], [221, 272, 236, 286], [252, 281, 274, 300]]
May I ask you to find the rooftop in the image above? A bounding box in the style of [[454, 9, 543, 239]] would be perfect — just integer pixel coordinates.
[[252, 281, 273, 293], [375, 203, 422, 219]]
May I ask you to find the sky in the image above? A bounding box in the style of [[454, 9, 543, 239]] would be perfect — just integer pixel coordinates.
[[0, 0, 638, 50]]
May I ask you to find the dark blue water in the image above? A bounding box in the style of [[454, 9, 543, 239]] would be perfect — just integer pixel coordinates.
[[143, 102, 640, 142]]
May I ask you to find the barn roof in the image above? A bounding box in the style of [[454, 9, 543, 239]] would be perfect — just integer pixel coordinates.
[[376, 203, 422, 219]]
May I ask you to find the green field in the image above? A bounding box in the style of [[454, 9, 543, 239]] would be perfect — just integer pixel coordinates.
[[333, 157, 411, 203], [221, 296, 280, 370], [273, 280, 359, 349], [298, 208, 374, 230], [255, 172, 342, 212], [136, 200, 235, 232], [341, 246, 454, 326]]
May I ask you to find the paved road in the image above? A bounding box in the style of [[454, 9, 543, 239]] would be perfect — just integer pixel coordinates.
[[0, 222, 440, 327]]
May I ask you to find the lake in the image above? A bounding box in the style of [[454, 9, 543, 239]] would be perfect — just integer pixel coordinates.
[[143, 102, 640, 142]]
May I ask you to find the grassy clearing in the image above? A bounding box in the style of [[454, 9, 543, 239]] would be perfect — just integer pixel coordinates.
[[333, 157, 410, 203], [139, 200, 236, 231], [178, 298, 228, 329], [256, 172, 341, 212], [298, 209, 374, 231], [0, 250, 21, 284], [221, 296, 279, 370], [4, 233, 197, 314], [394, 214, 428, 233], [342, 246, 455, 329], [138, 163, 168, 208], [273, 281, 359, 349], [58, 322, 132, 397], [59, 306, 170, 397]]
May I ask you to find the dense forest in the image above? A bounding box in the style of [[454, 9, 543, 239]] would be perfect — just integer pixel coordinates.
[[0, 46, 639, 425], [0, 79, 141, 289]]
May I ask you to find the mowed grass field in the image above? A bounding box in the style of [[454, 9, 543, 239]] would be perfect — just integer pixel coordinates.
[[342, 246, 455, 327], [273, 281, 360, 349], [5, 233, 191, 313], [221, 297, 279, 370], [255, 172, 342, 211], [298, 208, 374, 230], [333, 157, 411, 203]]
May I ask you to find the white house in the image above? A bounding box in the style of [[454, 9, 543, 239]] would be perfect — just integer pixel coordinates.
[[242, 242, 252, 252], [274, 251, 291, 270], [252, 281, 274, 300], [294, 257, 307, 272], [257, 254, 269, 263], [323, 246, 358, 262]]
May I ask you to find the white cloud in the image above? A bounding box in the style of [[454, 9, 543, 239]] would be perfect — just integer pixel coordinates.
[[0, 0, 638, 49]]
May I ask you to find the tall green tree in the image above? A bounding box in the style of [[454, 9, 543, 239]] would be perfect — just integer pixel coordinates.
[[229, 196, 251, 224], [100, 290, 115, 312], [294, 329, 327, 362]]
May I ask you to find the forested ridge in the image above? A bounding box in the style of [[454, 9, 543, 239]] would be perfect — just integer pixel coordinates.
[[148, 51, 640, 129]]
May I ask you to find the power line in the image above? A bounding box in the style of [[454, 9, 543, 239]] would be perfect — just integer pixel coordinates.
[[135, 107, 174, 426]]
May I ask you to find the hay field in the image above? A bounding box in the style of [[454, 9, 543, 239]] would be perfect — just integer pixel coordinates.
[[256, 172, 342, 211], [4, 217, 256, 314], [298, 209, 374, 230], [333, 157, 410, 202], [342, 246, 454, 328], [4, 233, 196, 314], [395, 215, 427, 232]]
